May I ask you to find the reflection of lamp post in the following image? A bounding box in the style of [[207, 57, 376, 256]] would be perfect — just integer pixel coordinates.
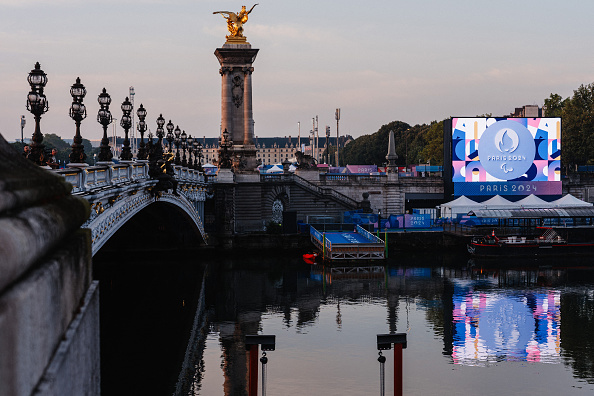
[[26, 62, 49, 165], [120, 97, 133, 160], [97, 88, 113, 162], [68, 77, 88, 165], [20, 115, 26, 144]]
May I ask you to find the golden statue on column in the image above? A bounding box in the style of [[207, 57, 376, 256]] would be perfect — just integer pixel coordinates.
[[213, 4, 258, 42]]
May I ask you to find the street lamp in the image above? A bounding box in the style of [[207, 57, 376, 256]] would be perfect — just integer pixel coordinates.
[[218, 128, 233, 168], [181, 130, 188, 167], [186, 134, 194, 168], [155, 114, 165, 160], [166, 120, 174, 153], [195, 141, 203, 172], [26, 62, 49, 165], [174, 125, 182, 165], [97, 88, 113, 162], [136, 104, 148, 160], [68, 77, 88, 165], [20, 115, 26, 144], [120, 97, 133, 160]]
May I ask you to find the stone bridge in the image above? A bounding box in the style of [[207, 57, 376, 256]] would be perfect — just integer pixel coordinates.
[[55, 162, 207, 255]]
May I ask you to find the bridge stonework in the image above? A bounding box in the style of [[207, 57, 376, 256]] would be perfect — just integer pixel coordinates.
[[0, 136, 99, 396]]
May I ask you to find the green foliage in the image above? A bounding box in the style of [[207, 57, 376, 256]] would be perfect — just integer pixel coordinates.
[[544, 93, 566, 117], [340, 120, 411, 166], [558, 83, 594, 167], [419, 120, 444, 166]]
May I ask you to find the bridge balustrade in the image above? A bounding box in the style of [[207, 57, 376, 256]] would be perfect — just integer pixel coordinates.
[[56, 162, 152, 193]]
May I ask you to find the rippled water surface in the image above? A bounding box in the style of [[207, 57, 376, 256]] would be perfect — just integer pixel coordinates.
[[96, 252, 594, 395]]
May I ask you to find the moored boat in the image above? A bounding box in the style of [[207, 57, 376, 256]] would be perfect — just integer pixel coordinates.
[[467, 228, 594, 257]]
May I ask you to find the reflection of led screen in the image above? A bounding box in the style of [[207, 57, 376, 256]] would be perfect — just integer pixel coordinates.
[[452, 117, 561, 196], [451, 289, 561, 366]]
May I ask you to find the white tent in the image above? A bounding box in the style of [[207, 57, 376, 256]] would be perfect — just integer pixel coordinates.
[[440, 196, 484, 218], [481, 195, 518, 209], [266, 165, 283, 173], [516, 194, 551, 208], [553, 194, 593, 207]]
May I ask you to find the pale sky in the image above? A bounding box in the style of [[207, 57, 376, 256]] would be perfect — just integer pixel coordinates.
[[2, 0, 594, 143]]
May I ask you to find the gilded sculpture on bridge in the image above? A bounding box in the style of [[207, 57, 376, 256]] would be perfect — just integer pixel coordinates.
[[213, 4, 258, 40]]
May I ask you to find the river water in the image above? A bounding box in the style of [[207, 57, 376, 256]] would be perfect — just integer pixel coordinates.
[[94, 251, 594, 395]]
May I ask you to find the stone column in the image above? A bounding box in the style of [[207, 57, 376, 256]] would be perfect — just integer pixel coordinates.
[[243, 67, 254, 145], [214, 44, 259, 171], [220, 67, 232, 136]]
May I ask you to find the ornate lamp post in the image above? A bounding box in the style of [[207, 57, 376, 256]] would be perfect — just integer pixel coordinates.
[[166, 120, 174, 153], [181, 130, 188, 167], [120, 97, 133, 161], [155, 114, 166, 160], [20, 115, 26, 144], [146, 131, 154, 157], [136, 104, 147, 160], [195, 141, 204, 172], [26, 62, 49, 165], [97, 88, 113, 162], [174, 125, 182, 165], [218, 128, 233, 168], [68, 77, 88, 165], [186, 134, 194, 168]]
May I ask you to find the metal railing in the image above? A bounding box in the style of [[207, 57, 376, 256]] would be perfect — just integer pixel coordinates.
[[259, 173, 359, 209]]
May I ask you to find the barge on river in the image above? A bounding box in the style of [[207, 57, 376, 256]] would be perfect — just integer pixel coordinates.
[[467, 227, 594, 257], [309, 225, 385, 261]]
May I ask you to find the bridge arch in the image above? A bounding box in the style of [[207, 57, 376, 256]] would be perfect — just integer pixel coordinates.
[[86, 190, 206, 256]]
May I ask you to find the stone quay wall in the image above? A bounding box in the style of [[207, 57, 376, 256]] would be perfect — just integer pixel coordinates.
[[0, 136, 99, 396]]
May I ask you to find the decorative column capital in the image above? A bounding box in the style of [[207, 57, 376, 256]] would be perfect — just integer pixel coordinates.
[[219, 66, 233, 76]]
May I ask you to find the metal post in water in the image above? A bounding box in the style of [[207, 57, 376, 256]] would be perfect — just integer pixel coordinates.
[[246, 335, 276, 396], [394, 343, 403, 396], [248, 344, 259, 396], [377, 333, 407, 396]]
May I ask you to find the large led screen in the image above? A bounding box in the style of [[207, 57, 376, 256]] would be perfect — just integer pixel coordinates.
[[452, 117, 561, 196]]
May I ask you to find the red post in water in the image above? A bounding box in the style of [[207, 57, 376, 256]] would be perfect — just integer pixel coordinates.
[[248, 344, 259, 396], [394, 343, 403, 396]]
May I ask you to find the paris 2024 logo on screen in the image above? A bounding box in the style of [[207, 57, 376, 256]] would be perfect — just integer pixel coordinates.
[[451, 118, 561, 196]]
